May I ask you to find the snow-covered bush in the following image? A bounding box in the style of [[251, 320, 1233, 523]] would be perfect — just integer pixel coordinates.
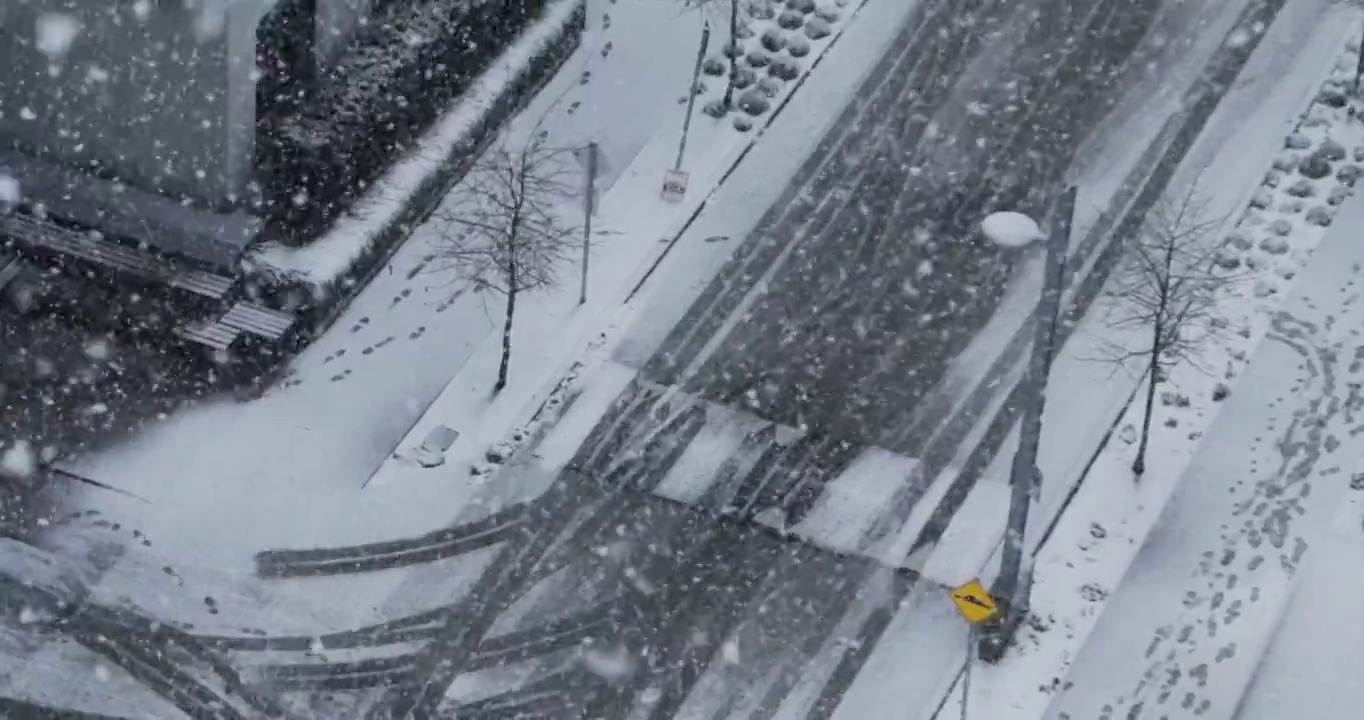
[[769, 58, 801, 81], [804, 16, 831, 38], [738, 89, 772, 115]]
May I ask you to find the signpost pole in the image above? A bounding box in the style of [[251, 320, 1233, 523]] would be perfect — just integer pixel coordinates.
[[961, 626, 974, 720], [946, 577, 996, 720], [579, 142, 597, 305], [677, 20, 711, 171]]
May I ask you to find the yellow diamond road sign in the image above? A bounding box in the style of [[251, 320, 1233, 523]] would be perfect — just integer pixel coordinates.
[[948, 578, 998, 624]]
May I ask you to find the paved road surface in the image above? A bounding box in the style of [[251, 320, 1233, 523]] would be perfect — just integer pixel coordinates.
[[645, 0, 1160, 452]]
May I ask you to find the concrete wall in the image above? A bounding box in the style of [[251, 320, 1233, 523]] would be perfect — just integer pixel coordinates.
[[0, 0, 264, 207]]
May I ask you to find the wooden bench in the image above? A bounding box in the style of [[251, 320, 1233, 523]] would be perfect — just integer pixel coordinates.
[[175, 320, 243, 353], [0, 253, 23, 294], [219, 303, 296, 341], [175, 302, 298, 353], [0, 213, 233, 301]]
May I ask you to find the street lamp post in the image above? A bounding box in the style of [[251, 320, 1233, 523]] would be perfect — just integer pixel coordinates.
[[977, 185, 1077, 663]]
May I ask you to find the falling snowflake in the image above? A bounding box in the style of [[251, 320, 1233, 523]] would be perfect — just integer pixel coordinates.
[[1, 441, 36, 479], [0, 174, 18, 206], [83, 339, 111, 361], [35, 13, 81, 63]]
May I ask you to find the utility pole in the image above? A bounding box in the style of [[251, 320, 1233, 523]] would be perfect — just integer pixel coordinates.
[[980, 185, 1077, 663], [676, 20, 711, 171], [579, 142, 597, 305]]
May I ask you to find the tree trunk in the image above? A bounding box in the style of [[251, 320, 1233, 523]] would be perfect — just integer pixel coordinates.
[[1356, 13, 1364, 93], [723, 0, 739, 108], [1132, 340, 1160, 476], [495, 285, 516, 393]]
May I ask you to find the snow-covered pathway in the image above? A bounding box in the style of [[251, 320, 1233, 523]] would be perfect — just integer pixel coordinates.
[[1042, 187, 1364, 719]]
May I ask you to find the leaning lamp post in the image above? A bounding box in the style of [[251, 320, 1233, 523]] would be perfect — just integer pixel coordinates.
[[976, 186, 1077, 663]]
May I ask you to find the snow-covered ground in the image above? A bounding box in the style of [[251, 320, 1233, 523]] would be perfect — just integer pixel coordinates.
[[1232, 475, 1364, 718], [8, 0, 1349, 715], [1041, 165, 1364, 720]]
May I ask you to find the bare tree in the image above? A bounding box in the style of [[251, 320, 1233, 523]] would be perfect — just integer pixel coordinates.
[[436, 130, 579, 393], [1097, 188, 1234, 476]]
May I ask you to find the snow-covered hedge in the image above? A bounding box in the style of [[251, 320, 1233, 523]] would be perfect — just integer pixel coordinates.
[[243, 0, 587, 339]]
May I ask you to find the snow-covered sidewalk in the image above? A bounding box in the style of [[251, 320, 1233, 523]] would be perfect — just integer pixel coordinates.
[[1041, 168, 1364, 720]]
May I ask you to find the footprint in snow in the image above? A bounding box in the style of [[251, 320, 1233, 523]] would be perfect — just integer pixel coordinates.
[[567, 100, 581, 115], [409, 326, 427, 340], [601, 41, 613, 59], [349, 317, 371, 333], [581, 70, 592, 85]]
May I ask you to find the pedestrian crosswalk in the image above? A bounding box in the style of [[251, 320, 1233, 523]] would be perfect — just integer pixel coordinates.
[[539, 361, 1011, 577]]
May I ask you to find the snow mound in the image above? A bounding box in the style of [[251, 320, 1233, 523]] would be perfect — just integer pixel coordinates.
[[981, 211, 1043, 247]]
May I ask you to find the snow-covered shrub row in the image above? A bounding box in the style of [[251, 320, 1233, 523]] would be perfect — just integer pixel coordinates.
[[699, 0, 855, 132], [1213, 44, 1364, 294], [244, 1, 587, 332]]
